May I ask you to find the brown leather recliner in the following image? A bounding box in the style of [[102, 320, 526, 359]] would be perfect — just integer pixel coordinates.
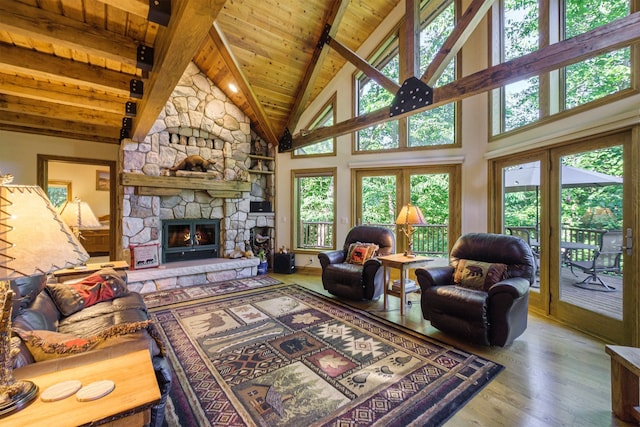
[[318, 225, 395, 300], [415, 233, 535, 346]]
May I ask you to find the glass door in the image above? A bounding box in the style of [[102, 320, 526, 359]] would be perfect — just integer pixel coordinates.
[[354, 165, 460, 263], [493, 130, 634, 344], [551, 136, 627, 342], [496, 154, 548, 311]]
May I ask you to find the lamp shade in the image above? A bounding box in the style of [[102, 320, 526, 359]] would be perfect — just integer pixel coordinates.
[[395, 203, 427, 226], [58, 198, 101, 229], [0, 184, 89, 279]]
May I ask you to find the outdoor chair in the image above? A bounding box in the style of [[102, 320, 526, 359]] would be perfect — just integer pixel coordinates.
[[318, 225, 395, 301], [506, 227, 540, 283], [565, 230, 623, 292]]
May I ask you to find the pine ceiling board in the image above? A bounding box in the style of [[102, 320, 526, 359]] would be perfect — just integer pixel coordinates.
[[83, 0, 108, 29], [59, 0, 84, 22]]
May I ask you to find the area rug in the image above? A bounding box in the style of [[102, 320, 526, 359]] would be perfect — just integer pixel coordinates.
[[143, 275, 281, 308], [151, 284, 503, 427]]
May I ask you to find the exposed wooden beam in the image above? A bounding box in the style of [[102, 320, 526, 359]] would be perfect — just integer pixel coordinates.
[[421, 0, 496, 85], [401, 0, 420, 80], [0, 1, 140, 67], [0, 94, 122, 127], [0, 73, 126, 114], [0, 111, 119, 142], [290, 11, 640, 149], [95, 0, 169, 24], [209, 23, 279, 145], [284, 0, 350, 135], [0, 44, 132, 97], [327, 36, 400, 94], [132, 0, 228, 141]]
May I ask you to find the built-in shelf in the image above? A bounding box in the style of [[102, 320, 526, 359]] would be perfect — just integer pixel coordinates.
[[248, 154, 275, 174]]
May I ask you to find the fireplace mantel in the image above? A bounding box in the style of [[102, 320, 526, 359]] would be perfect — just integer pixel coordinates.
[[121, 172, 251, 197]]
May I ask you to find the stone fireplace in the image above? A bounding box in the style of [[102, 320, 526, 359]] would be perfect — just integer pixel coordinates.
[[119, 62, 274, 292]]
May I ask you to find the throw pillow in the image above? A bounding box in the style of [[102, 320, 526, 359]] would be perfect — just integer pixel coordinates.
[[12, 321, 152, 362], [453, 259, 508, 291], [346, 242, 379, 265], [46, 268, 128, 316]]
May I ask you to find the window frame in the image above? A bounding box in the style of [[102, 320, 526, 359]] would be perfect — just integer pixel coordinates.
[[291, 167, 337, 253], [489, 0, 638, 140], [352, 0, 460, 154], [292, 94, 337, 158]]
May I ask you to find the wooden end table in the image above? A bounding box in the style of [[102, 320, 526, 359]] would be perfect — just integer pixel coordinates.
[[605, 345, 640, 423], [8, 348, 160, 426], [378, 253, 432, 315]]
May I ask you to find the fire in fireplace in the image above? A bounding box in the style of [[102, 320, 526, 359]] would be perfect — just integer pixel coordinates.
[[162, 219, 220, 263]]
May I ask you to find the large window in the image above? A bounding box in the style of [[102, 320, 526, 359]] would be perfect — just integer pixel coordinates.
[[292, 168, 336, 251], [409, 1, 456, 147], [355, 0, 457, 152], [491, 0, 632, 136], [293, 95, 336, 157]]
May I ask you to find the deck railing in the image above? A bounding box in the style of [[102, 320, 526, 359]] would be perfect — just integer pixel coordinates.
[[299, 221, 449, 256]]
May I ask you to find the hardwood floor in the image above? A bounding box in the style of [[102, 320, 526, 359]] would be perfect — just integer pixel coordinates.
[[269, 270, 634, 427]]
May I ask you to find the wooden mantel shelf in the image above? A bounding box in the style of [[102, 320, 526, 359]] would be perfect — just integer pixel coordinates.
[[121, 173, 251, 197]]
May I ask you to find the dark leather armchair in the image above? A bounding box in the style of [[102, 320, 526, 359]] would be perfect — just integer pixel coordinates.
[[318, 225, 395, 300], [415, 233, 535, 346]]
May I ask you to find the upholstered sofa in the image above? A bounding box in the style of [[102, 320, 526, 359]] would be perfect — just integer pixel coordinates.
[[10, 268, 171, 427], [318, 225, 395, 300], [415, 233, 535, 346]]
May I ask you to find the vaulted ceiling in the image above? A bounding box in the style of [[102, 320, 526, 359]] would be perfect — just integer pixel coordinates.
[[0, 0, 400, 146], [0, 1, 639, 150]]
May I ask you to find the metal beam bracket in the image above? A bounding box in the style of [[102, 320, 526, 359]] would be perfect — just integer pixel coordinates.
[[122, 117, 132, 129], [148, 0, 171, 26], [389, 77, 433, 117], [318, 24, 332, 49], [136, 45, 154, 71], [130, 79, 144, 99], [278, 128, 293, 152], [125, 101, 137, 117]]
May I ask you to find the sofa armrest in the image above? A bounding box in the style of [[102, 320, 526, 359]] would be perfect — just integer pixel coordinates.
[[488, 277, 530, 299], [416, 266, 454, 289], [318, 250, 346, 268]]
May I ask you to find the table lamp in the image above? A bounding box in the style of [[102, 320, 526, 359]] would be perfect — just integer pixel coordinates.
[[0, 175, 89, 416], [58, 198, 101, 239], [395, 203, 426, 257]]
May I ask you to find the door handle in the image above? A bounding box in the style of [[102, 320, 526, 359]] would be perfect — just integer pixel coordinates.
[[623, 227, 632, 256]]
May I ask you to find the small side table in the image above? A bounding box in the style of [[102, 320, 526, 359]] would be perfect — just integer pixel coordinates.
[[9, 348, 160, 426], [53, 260, 129, 281], [605, 344, 640, 423], [378, 253, 432, 315]]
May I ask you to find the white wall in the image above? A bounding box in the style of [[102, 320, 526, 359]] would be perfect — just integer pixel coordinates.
[[274, 0, 640, 268], [0, 130, 118, 186]]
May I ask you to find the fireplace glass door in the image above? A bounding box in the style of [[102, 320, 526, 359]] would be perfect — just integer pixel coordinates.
[[163, 219, 220, 263]]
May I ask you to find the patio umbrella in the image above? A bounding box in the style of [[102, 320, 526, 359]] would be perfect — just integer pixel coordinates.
[[504, 162, 622, 192], [503, 162, 623, 227]]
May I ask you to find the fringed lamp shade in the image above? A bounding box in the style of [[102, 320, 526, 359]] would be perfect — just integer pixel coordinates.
[[395, 203, 427, 257], [58, 199, 101, 230], [1, 183, 89, 416], [0, 185, 89, 281]]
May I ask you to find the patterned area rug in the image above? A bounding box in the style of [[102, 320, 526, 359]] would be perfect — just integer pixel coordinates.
[[143, 275, 281, 308], [151, 284, 503, 427]]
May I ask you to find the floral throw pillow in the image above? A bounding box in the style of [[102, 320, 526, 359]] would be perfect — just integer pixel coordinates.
[[453, 259, 508, 291]]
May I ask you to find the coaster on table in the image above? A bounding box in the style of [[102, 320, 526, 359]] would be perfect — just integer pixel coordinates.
[[41, 379, 83, 402], [76, 380, 115, 401]]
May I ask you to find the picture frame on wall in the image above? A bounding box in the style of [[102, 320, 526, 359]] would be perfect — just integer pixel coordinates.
[[96, 170, 110, 191]]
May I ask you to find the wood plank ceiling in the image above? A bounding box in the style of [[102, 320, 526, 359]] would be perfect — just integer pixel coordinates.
[[0, 0, 400, 146], [1, 0, 638, 149]]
